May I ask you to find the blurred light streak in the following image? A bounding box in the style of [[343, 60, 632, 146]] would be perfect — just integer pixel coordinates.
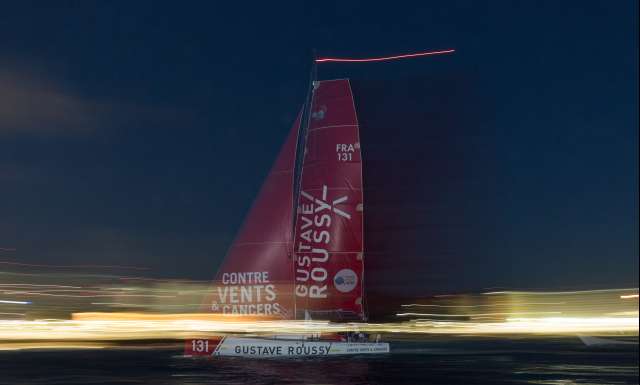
[[483, 289, 637, 295], [91, 302, 202, 307], [397, 311, 563, 317], [0, 314, 636, 344], [0, 299, 31, 304], [0, 270, 635, 350], [0, 342, 110, 351], [0, 260, 149, 270], [620, 294, 638, 299], [71, 312, 273, 322], [396, 313, 468, 317], [119, 276, 210, 283], [609, 311, 639, 316], [1, 291, 175, 298], [401, 302, 565, 307], [0, 284, 83, 289]]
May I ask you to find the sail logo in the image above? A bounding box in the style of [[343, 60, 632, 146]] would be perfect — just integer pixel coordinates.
[[211, 271, 282, 315], [300, 185, 350, 220], [295, 184, 351, 299], [311, 105, 327, 121], [334, 269, 358, 293], [336, 143, 358, 162]]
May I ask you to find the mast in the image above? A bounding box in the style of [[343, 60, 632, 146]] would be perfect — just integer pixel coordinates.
[[291, 51, 318, 319]]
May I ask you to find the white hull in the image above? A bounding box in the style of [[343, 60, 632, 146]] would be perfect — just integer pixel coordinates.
[[210, 337, 389, 357]]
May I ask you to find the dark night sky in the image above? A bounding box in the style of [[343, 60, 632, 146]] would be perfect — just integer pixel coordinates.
[[1, 1, 637, 290]]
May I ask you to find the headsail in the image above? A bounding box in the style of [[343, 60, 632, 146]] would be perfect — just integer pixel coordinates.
[[207, 113, 301, 318], [293, 79, 365, 320]]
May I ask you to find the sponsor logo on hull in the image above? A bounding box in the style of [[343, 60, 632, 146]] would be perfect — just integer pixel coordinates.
[[213, 338, 390, 357], [231, 344, 331, 356], [185, 338, 390, 358]]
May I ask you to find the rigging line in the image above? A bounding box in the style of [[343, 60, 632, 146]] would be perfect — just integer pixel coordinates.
[[315, 49, 455, 63]]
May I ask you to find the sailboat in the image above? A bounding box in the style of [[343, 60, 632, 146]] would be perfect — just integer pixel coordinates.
[[185, 50, 454, 358]]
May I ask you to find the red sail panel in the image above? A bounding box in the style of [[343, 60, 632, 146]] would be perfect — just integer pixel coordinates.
[[205, 113, 300, 319], [294, 79, 365, 320]]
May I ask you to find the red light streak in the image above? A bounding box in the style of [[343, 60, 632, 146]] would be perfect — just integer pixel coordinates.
[[315, 49, 455, 63]]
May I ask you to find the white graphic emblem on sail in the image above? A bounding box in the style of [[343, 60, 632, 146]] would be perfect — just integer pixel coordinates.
[[300, 185, 351, 220], [334, 269, 358, 293]]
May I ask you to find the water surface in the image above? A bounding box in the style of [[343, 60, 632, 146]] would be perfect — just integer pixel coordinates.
[[1, 338, 637, 385]]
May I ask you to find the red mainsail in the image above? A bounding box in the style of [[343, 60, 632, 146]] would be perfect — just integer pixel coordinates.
[[207, 113, 301, 318], [205, 80, 365, 321], [293, 79, 365, 320]]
